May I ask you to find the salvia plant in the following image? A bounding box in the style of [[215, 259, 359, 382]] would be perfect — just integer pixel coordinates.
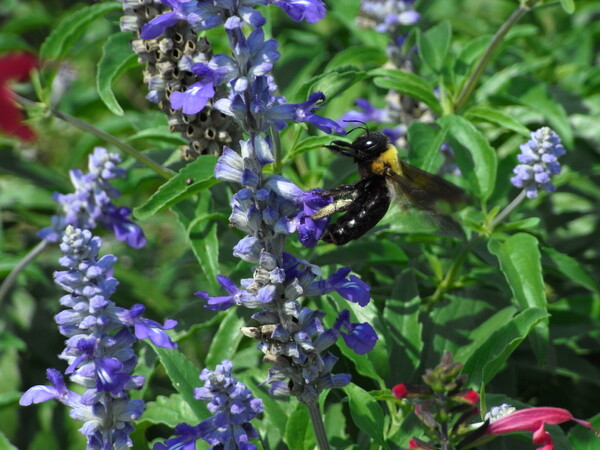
[[1, 0, 599, 449]]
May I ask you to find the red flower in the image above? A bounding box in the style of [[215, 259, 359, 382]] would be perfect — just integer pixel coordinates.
[[0, 52, 39, 141], [486, 406, 597, 450], [462, 389, 479, 405], [392, 383, 408, 399]]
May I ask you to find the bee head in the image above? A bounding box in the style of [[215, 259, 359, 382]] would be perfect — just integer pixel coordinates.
[[352, 131, 389, 161]]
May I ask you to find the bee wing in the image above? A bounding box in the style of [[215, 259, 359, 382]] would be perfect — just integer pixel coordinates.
[[386, 161, 468, 210]]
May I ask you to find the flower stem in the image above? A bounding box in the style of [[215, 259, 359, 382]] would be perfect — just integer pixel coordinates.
[[488, 188, 527, 231], [307, 401, 330, 450], [453, 5, 531, 112], [0, 239, 48, 306], [13, 94, 174, 180]]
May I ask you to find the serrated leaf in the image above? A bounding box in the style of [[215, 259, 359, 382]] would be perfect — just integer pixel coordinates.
[[406, 121, 447, 172], [344, 383, 388, 448], [439, 115, 497, 200], [40, 2, 122, 60], [417, 21, 452, 73], [543, 247, 598, 293], [284, 403, 312, 450], [141, 394, 198, 427], [97, 32, 139, 115], [560, 0, 575, 14], [204, 308, 245, 369], [463, 307, 549, 386], [134, 155, 218, 220], [371, 68, 442, 115], [488, 233, 549, 363], [464, 105, 530, 136], [150, 344, 207, 421]]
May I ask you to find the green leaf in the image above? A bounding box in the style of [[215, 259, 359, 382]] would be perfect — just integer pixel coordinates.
[[370, 68, 442, 115], [406, 121, 447, 172], [124, 126, 188, 145], [324, 45, 386, 72], [344, 383, 388, 448], [283, 403, 312, 450], [150, 344, 207, 421], [204, 308, 245, 369], [463, 307, 549, 386], [464, 105, 531, 136], [543, 247, 598, 293], [172, 193, 221, 291], [134, 155, 218, 220], [0, 430, 19, 450], [283, 135, 335, 164], [40, 2, 122, 60], [141, 394, 198, 427], [438, 115, 497, 200], [488, 233, 549, 362], [382, 271, 423, 380], [97, 32, 139, 115], [560, 0, 575, 14], [417, 21, 452, 73], [298, 67, 368, 104]]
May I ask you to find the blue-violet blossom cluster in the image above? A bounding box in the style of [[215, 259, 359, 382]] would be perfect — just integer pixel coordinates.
[[154, 360, 263, 450], [20, 226, 177, 449], [39, 147, 146, 249], [140, 0, 377, 405], [510, 127, 565, 198]]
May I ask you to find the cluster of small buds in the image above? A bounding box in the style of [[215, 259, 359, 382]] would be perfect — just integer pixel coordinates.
[[119, 0, 241, 159], [20, 226, 177, 449], [39, 147, 146, 248], [510, 127, 565, 198], [154, 360, 263, 450], [392, 352, 484, 449]]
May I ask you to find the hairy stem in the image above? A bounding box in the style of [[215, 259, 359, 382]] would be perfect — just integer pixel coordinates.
[[14, 94, 174, 180], [453, 5, 531, 112], [488, 188, 528, 231]]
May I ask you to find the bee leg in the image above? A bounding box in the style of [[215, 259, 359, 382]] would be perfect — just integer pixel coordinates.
[[311, 198, 355, 220], [325, 140, 355, 158], [320, 178, 371, 198]]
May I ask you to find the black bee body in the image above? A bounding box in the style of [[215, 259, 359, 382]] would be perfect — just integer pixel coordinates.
[[321, 174, 391, 245], [313, 130, 466, 245]]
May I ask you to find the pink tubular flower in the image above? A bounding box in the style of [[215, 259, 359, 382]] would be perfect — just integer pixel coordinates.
[[486, 406, 598, 450]]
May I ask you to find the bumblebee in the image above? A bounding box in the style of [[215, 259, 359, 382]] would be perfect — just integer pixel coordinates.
[[312, 130, 467, 245]]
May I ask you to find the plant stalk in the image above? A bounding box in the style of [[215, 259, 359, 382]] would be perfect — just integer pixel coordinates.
[[0, 239, 48, 306], [307, 401, 330, 450], [13, 94, 174, 180], [454, 5, 531, 112], [488, 188, 528, 231]]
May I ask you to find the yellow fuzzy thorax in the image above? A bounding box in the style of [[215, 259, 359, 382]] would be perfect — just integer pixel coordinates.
[[370, 144, 401, 175]]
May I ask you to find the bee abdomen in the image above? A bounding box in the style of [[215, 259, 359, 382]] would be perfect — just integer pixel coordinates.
[[322, 177, 391, 245]]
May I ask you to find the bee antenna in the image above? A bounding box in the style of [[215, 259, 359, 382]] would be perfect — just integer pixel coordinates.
[[342, 120, 370, 136]]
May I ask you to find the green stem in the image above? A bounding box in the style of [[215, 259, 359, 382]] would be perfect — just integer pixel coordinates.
[[14, 94, 174, 180], [453, 5, 531, 112], [0, 239, 49, 306], [488, 188, 527, 231], [307, 401, 330, 450]]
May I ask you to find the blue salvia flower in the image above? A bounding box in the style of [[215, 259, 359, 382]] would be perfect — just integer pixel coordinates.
[[510, 127, 566, 198], [358, 0, 420, 34], [135, 0, 376, 405], [154, 360, 263, 450], [39, 147, 146, 248], [20, 226, 177, 449]]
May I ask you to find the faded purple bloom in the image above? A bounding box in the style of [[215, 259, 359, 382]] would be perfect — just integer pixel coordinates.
[[269, 0, 326, 23], [38, 147, 145, 249], [334, 309, 378, 354], [510, 127, 566, 198]]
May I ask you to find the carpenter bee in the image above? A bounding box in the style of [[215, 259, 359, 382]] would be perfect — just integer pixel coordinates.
[[312, 129, 467, 245]]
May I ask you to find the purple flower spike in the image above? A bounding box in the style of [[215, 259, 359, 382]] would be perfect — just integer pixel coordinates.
[[334, 310, 378, 354], [510, 127, 566, 198], [118, 304, 178, 349]]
